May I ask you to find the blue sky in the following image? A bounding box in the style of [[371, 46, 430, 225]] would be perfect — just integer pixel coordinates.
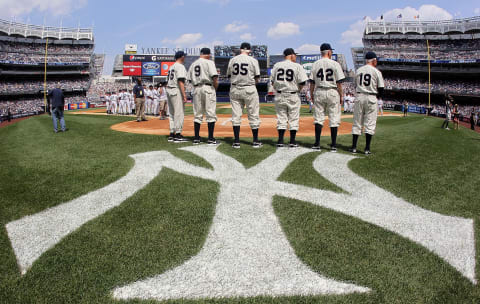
[[1, 0, 479, 74]]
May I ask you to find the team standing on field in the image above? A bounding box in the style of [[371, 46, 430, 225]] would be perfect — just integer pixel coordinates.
[[105, 42, 385, 154]]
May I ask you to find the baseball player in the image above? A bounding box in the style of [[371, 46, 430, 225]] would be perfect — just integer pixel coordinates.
[[153, 85, 160, 116], [119, 89, 126, 115], [227, 42, 262, 149], [350, 51, 385, 155], [158, 83, 168, 120], [104, 92, 111, 114], [270, 48, 308, 148], [309, 43, 345, 152], [166, 51, 189, 143], [187, 47, 219, 145], [377, 97, 384, 116], [129, 89, 135, 115], [145, 85, 153, 115], [110, 91, 118, 115], [125, 89, 131, 115]]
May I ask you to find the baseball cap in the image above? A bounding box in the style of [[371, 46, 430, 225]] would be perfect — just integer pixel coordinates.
[[320, 43, 334, 52], [365, 51, 377, 60], [200, 48, 211, 55], [283, 48, 298, 56], [174, 50, 186, 60], [240, 42, 251, 51]]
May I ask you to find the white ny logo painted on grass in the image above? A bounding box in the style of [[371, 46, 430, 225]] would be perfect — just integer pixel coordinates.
[[6, 146, 476, 301]]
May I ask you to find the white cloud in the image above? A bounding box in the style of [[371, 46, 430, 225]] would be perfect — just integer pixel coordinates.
[[172, 0, 184, 7], [0, 0, 87, 18], [162, 33, 203, 47], [267, 22, 300, 39], [239, 33, 255, 41], [340, 17, 372, 46], [203, 0, 230, 5], [340, 5, 453, 46], [224, 21, 249, 33], [296, 44, 320, 54], [474, 8, 480, 15]]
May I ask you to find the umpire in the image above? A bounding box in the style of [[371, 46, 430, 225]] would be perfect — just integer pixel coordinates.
[[47, 87, 67, 133], [133, 78, 146, 122]]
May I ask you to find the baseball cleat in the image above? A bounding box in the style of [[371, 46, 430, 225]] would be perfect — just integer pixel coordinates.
[[349, 148, 357, 154], [289, 143, 299, 148], [312, 145, 321, 151], [364, 150, 372, 155], [174, 135, 189, 143], [252, 142, 263, 149], [193, 139, 201, 145], [232, 142, 241, 149], [330, 146, 337, 153], [167, 134, 175, 142], [276, 143, 285, 148], [207, 139, 220, 145]]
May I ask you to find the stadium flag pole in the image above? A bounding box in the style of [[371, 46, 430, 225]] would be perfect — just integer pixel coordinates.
[[44, 38, 48, 112], [427, 39, 431, 112]]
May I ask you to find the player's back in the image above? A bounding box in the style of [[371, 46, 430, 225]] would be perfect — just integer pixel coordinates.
[[310, 58, 345, 89], [355, 65, 384, 95], [167, 63, 187, 88], [227, 54, 260, 86], [188, 58, 217, 86], [271, 60, 306, 93]]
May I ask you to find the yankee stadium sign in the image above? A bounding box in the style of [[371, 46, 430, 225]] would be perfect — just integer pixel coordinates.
[[5, 146, 476, 301], [141, 47, 201, 55]]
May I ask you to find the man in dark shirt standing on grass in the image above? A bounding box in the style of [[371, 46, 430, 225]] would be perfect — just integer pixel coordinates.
[[48, 87, 67, 133], [133, 79, 146, 122]]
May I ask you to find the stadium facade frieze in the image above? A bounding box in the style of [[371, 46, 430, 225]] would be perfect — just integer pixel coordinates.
[[140, 47, 201, 56]]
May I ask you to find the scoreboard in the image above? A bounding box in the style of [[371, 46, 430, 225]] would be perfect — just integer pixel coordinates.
[[122, 54, 200, 77], [123, 55, 175, 77]]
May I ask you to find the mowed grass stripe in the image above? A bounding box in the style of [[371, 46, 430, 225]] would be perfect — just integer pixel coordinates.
[[0, 111, 479, 303]]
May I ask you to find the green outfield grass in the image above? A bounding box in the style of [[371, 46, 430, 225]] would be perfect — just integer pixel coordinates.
[[0, 109, 479, 304]]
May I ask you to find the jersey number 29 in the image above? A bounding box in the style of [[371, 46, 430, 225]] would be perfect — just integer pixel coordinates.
[[276, 68, 294, 82]]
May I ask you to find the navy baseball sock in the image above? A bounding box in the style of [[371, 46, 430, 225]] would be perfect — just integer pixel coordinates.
[[290, 130, 297, 144], [252, 128, 259, 142], [331, 127, 338, 147], [278, 129, 285, 144], [233, 126, 240, 143], [208, 122, 215, 140], [314, 124, 322, 146], [365, 134, 372, 151], [194, 122, 201, 140], [352, 134, 359, 149]]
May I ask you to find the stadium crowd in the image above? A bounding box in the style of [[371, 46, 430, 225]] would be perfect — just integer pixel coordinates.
[[384, 77, 480, 95], [0, 41, 93, 64], [1, 79, 90, 93], [364, 39, 480, 60], [0, 96, 86, 116], [0, 52, 91, 64], [0, 43, 93, 54]]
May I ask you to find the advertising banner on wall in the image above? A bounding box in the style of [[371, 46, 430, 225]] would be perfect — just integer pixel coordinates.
[[141, 62, 161, 76], [123, 62, 142, 76], [160, 62, 175, 76]]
